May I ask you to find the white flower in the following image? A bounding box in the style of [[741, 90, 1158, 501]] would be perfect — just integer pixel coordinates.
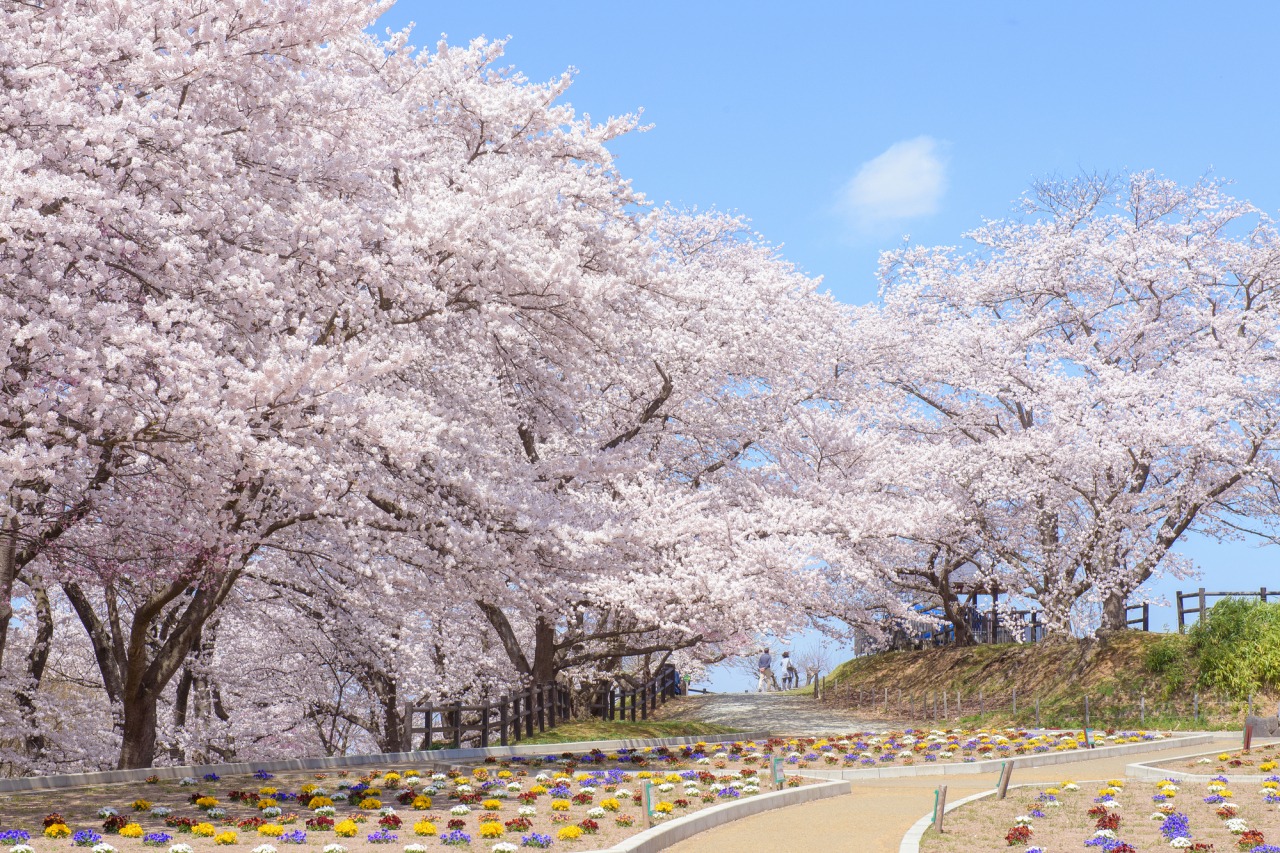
[[585, 808, 605, 819], [379, 807, 397, 816], [657, 783, 674, 793], [505, 782, 521, 792], [1062, 783, 1080, 791], [252, 846, 278, 853], [98, 808, 119, 818], [449, 805, 470, 816], [322, 845, 348, 853], [1151, 812, 1169, 821], [92, 845, 117, 853], [331, 792, 349, 802], [179, 777, 198, 786], [1094, 830, 1117, 839], [742, 785, 760, 794], [1226, 818, 1249, 833], [1170, 839, 1192, 849], [169, 845, 194, 853], [616, 789, 633, 799], [261, 807, 282, 818], [517, 806, 536, 817], [455, 784, 473, 795], [1014, 815, 1033, 826], [1197, 758, 1213, 764], [1044, 800, 1061, 808], [431, 774, 447, 782], [404, 846, 429, 853], [314, 806, 336, 817], [1208, 783, 1226, 793], [13, 846, 35, 853], [151, 807, 172, 818], [491, 845, 519, 853], [696, 757, 711, 765]]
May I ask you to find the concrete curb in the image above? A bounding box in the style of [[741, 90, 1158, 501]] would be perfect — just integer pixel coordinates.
[[581, 779, 850, 853], [899, 787, 999, 853], [0, 732, 770, 794], [800, 734, 1213, 780], [1127, 738, 1280, 782]]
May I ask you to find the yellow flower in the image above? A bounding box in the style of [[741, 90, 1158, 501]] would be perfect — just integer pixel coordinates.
[[498, 771, 513, 780], [413, 821, 437, 837], [358, 798, 381, 810], [196, 796, 220, 809], [655, 802, 674, 814], [120, 824, 144, 839], [600, 798, 621, 812], [664, 774, 682, 783], [334, 820, 358, 838], [308, 796, 334, 809], [404, 770, 420, 779], [636, 771, 653, 779], [214, 831, 238, 846], [44, 824, 71, 839], [551, 799, 571, 812], [556, 826, 583, 841], [257, 825, 283, 837], [411, 795, 432, 810], [300, 784, 318, 796], [192, 824, 216, 837], [478, 822, 503, 839], [1044, 788, 1060, 796], [258, 787, 279, 797], [257, 799, 279, 809], [481, 799, 502, 810], [529, 785, 547, 795], [383, 772, 402, 787], [1261, 761, 1278, 772], [1221, 790, 1234, 798], [131, 799, 152, 811], [1107, 779, 1124, 787], [1218, 753, 1232, 761]]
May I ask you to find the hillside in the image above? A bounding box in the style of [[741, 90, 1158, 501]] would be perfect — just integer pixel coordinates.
[[820, 631, 1277, 730]]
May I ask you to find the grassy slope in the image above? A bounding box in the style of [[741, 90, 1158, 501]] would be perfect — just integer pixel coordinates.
[[823, 632, 1275, 729]]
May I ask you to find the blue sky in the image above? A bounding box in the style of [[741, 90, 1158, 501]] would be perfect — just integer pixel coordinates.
[[376, 1, 1280, 689]]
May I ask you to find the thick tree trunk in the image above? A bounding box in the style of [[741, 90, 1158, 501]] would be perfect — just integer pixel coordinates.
[[15, 578, 54, 764], [118, 690, 160, 770], [1100, 591, 1129, 634], [0, 514, 20, 672]]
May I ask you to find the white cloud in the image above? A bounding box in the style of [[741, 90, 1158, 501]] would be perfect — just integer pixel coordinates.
[[840, 136, 948, 230]]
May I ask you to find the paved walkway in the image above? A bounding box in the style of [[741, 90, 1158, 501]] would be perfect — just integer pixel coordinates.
[[656, 693, 879, 734], [663, 742, 1209, 853]]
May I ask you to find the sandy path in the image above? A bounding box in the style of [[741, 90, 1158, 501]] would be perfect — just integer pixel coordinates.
[[655, 693, 881, 735], [663, 742, 1209, 853]]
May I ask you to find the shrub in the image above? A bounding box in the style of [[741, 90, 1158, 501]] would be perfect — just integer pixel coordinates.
[[1190, 599, 1280, 698]]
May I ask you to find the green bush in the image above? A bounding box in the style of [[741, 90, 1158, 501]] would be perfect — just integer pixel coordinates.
[[1145, 633, 1192, 697], [1189, 598, 1280, 698]]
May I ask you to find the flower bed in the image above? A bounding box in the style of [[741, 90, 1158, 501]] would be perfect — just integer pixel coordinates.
[[1151, 745, 1280, 776], [460, 730, 1169, 776], [0, 760, 815, 853], [920, 772, 1280, 853]]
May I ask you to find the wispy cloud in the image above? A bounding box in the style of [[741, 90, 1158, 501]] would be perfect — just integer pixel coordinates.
[[839, 136, 948, 232]]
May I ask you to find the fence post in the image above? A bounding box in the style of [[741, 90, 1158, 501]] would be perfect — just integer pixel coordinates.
[[451, 702, 462, 749], [480, 703, 490, 748], [1012, 687, 1017, 717], [956, 690, 961, 718], [1035, 698, 1040, 728], [401, 702, 413, 751], [499, 700, 509, 747], [943, 691, 948, 719], [979, 690, 984, 715], [933, 785, 948, 833], [1140, 695, 1145, 726], [1263, 587, 1269, 604], [424, 705, 435, 751], [1143, 603, 1150, 632], [1193, 691, 1199, 721], [1198, 587, 1207, 622], [1084, 696, 1090, 729], [1176, 590, 1185, 630]]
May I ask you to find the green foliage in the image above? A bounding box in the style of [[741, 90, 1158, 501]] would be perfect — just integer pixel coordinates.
[[1190, 598, 1280, 698], [1145, 633, 1192, 697]]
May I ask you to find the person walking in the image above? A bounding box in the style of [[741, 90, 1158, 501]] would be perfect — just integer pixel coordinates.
[[781, 651, 799, 690], [756, 648, 774, 692]]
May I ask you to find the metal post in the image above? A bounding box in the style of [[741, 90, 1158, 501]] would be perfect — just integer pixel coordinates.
[[1140, 695, 1145, 726], [1084, 695, 1090, 729]]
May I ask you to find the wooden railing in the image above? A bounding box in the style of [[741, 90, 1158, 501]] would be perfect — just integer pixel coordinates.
[[1176, 587, 1273, 628], [400, 682, 572, 751], [399, 666, 683, 751], [583, 666, 681, 722]]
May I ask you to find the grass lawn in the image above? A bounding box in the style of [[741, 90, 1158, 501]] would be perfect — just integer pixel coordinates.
[[513, 719, 740, 745]]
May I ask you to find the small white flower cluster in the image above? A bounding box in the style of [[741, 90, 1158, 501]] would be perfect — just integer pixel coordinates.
[[251, 846, 277, 853], [314, 806, 336, 817], [585, 807, 606, 819], [98, 808, 119, 818], [378, 807, 397, 817], [1013, 815, 1033, 826], [91, 845, 117, 853], [261, 807, 282, 818], [1225, 818, 1249, 834], [150, 807, 172, 818], [322, 845, 347, 853], [403, 845, 429, 853], [1170, 839, 1192, 849], [518, 806, 537, 817], [1094, 830, 1118, 840], [179, 777, 199, 786], [169, 845, 194, 853], [491, 843, 520, 853], [449, 805, 471, 816]]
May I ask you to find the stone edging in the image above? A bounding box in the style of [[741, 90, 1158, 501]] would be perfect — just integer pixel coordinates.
[[0, 732, 770, 794], [899, 787, 1000, 853], [581, 779, 850, 853], [801, 734, 1213, 780], [1126, 739, 1280, 782]]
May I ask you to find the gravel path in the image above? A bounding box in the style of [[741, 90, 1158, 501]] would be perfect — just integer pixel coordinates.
[[655, 692, 881, 734], [663, 742, 1211, 853]]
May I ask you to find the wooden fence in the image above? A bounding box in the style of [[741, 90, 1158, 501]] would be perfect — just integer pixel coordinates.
[[1176, 587, 1273, 628], [399, 667, 682, 751]]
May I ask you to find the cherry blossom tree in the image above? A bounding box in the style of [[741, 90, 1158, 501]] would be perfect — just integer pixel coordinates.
[[847, 174, 1280, 633]]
